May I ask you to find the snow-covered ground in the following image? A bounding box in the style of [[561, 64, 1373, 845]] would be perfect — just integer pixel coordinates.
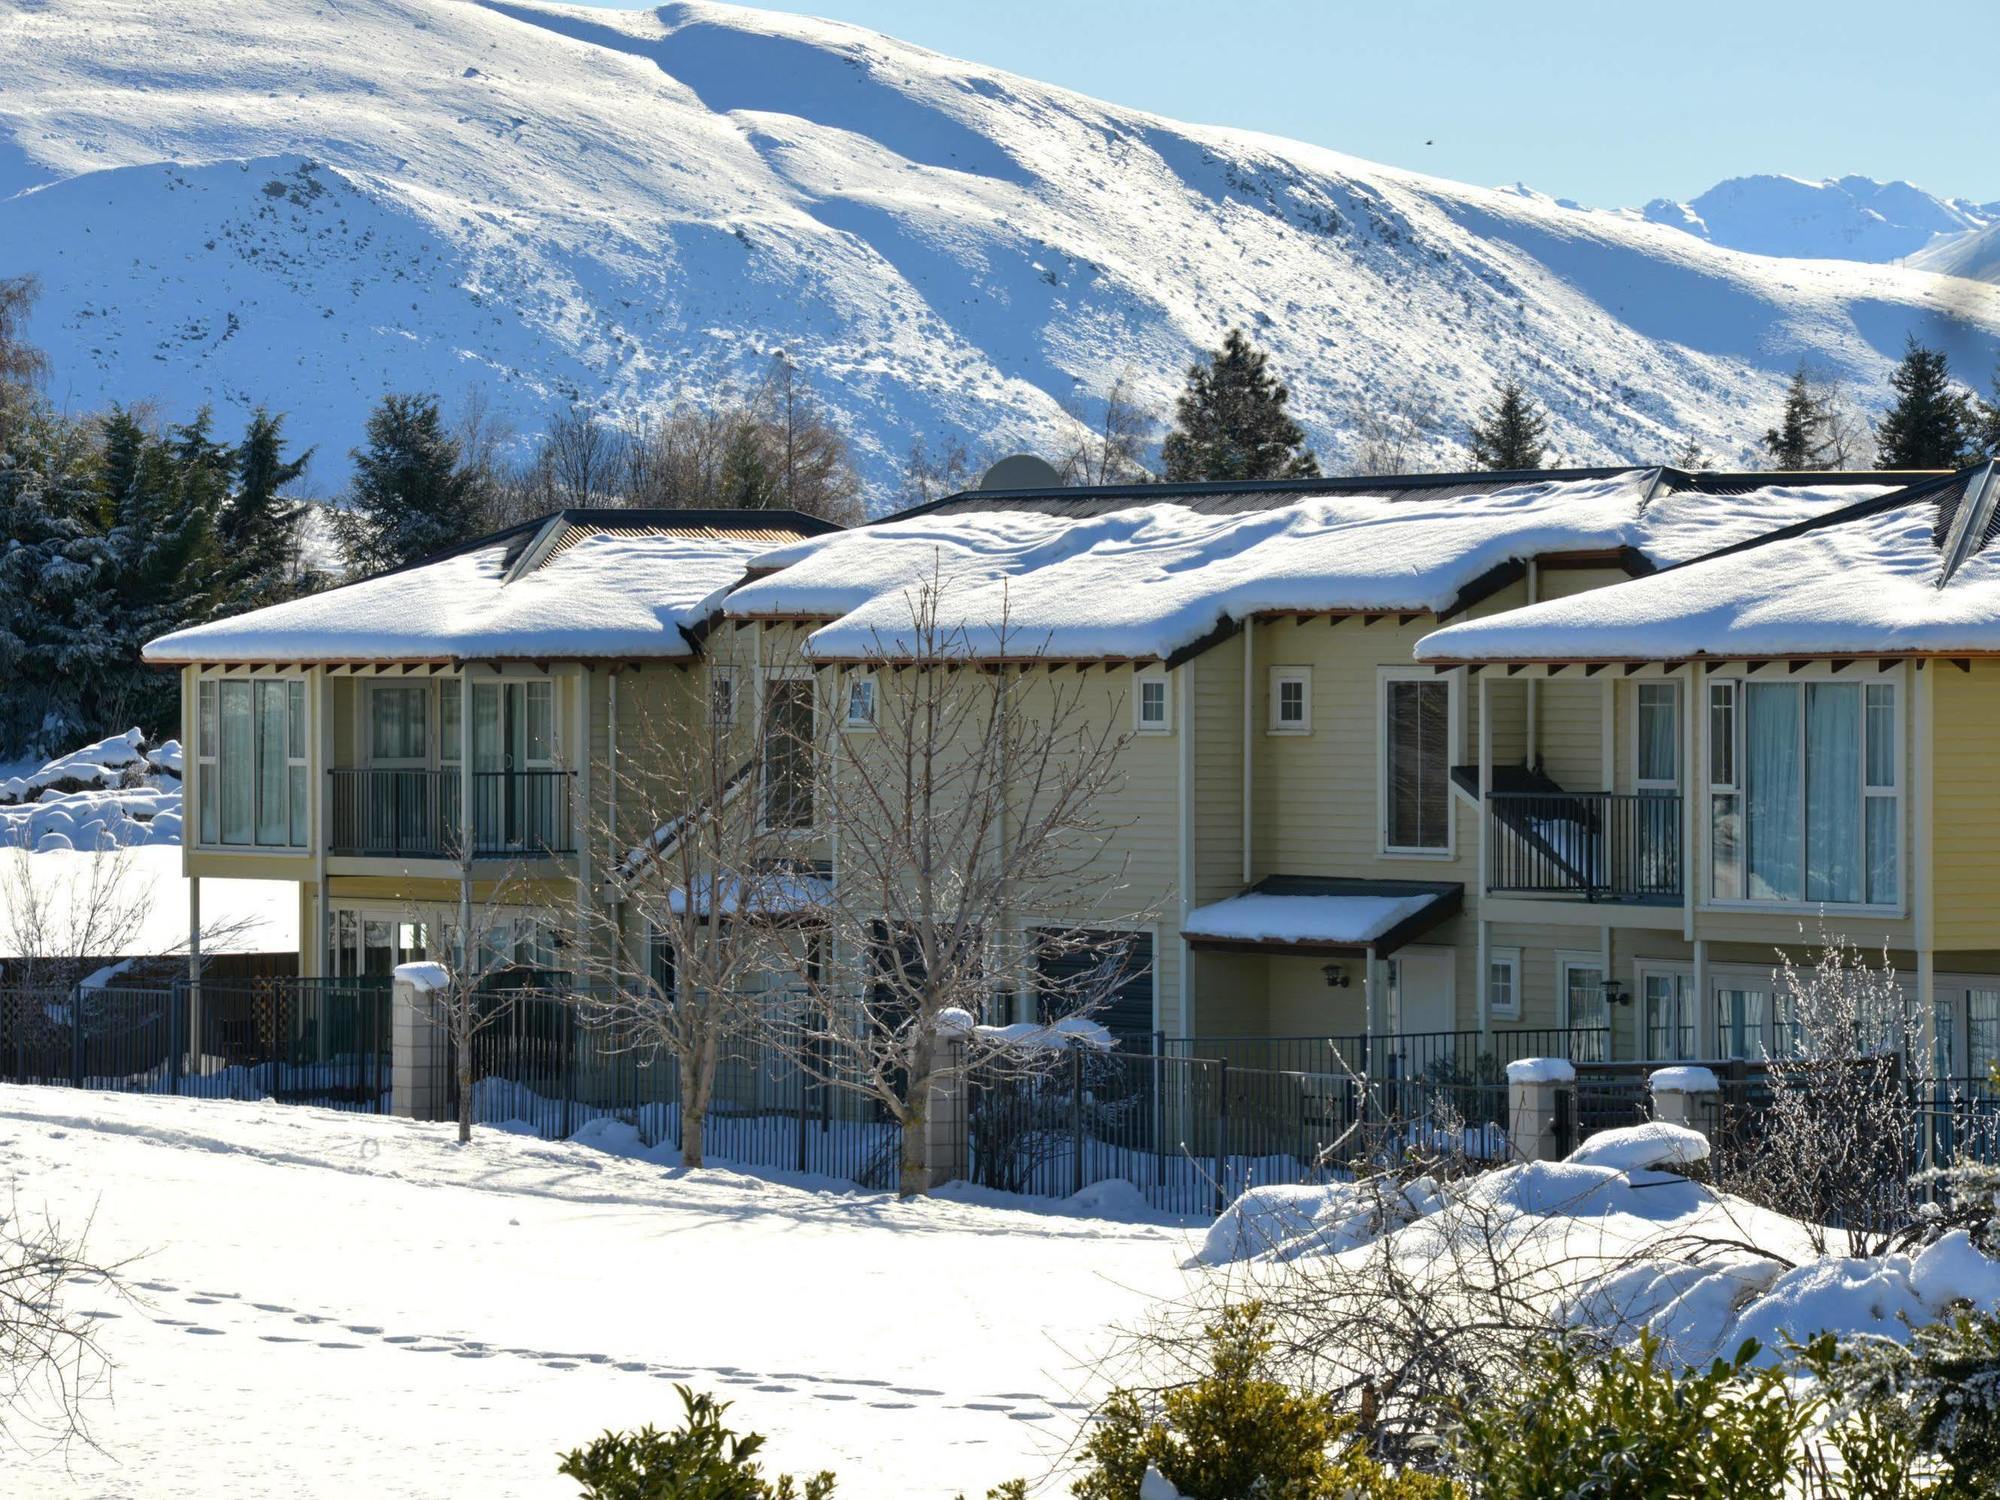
[[3, 0, 1997, 495], [0, 1087, 1192, 1498]]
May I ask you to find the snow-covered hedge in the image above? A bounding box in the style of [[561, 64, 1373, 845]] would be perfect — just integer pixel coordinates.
[[0, 729, 182, 852]]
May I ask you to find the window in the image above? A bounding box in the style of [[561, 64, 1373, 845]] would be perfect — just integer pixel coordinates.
[[1718, 988, 1769, 1061], [197, 675, 309, 849], [648, 930, 677, 1003], [1709, 677, 1898, 907], [761, 678, 815, 830], [1969, 989, 2000, 1086], [844, 674, 877, 729], [439, 679, 462, 765], [1636, 683, 1678, 788], [710, 669, 737, 728], [1135, 674, 1170, 733], [368, 684, 428, 764], [1486, 949, 1521, 1021], [1561, 958, 1607, 1034], [1641, 971, 1692, 1059], [1383, 676, 1452, 852], [1269, 667, 1311, 734]]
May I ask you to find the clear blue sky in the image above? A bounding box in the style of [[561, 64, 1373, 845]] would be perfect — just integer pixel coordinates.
[[581, 0, 2000, 206]]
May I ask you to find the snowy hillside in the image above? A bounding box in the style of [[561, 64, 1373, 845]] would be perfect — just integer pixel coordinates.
[[1640, 174, 2000, 271], [4, 0, 1999, 500]]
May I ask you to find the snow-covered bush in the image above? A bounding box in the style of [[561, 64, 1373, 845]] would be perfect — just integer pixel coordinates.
[[1805, 1310, 2000, 1495]]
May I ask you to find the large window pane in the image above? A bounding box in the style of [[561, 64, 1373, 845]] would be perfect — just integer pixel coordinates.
[[1637, 684, 1677, 784], [762, 679, 815, 830], [1969, 990, 2000, 1089], [1866, 796, 1898, 906], [1564, 964, 1606, 1031], [1804, 683, 1860, 904], [1386, 679, 1449, 850], [370, 686, 427, 762], [439, 680, 462, 765], [1744, 683, 1801, 901], [1719, 988, 1768, 1060], [255, 680, 289, 846], [1865, 684, 1896, 787], [220, 680, 254, 846], [1708, 682, 1736, 787], [1711, 792, 1742, 899], [525, 681, 554, 762]]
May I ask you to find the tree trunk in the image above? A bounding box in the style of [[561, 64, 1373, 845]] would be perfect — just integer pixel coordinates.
[[899, 1033, 935, 1198], [456, 1020, 473, 1145], [682, 1103, 705, 1169], [682, 1031, 719, 1169]]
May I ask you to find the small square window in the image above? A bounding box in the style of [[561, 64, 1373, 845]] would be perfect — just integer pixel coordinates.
[[844, 674, 877, 729], [1487, 950, 1521, 1020], [710, 671, 736, 727], [1269, 668, 1311, 733], [1135, 675, 1170, 733]]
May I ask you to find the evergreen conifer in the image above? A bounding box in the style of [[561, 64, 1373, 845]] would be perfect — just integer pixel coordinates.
[[1159, 329, 1319, 481]]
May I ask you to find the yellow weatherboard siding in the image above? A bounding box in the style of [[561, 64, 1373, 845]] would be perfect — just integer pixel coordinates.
[[1933, 660, 2000, 952]]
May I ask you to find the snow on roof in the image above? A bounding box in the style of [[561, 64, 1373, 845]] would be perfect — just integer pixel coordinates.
[[143, 515, 826, 665], [1417, 466, 2000, 663], [1181, 889, 1442, 948], [723, 472, 1896, 663]]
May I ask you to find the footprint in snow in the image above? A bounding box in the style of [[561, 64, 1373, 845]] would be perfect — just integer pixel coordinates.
[[183, 1327, 224, 1337], [316, 1341, 362, 1350]]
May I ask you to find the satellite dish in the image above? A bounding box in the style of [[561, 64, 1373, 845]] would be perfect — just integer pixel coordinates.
[[977, 454, 1064, 491]]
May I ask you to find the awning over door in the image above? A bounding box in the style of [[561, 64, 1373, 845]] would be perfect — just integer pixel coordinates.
[[1182, 876, 1462, 958]]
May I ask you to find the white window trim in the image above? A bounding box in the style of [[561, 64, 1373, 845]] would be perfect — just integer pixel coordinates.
[[1376, 666, 1461, 859], [1267, 665, 1312, 735], [1134, 671, 1172, 735], [1699, 664, 1907, 918], [1634, 960, 1696, 1060], [1631, 679, 1681, 792], [843, 671, 878, 732], [1557, 950, 1607, 1033], [194, 669, 314, 853], [1486, 946, 1522, 1022]]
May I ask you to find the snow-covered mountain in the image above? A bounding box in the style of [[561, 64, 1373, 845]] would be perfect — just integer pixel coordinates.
[[3, 0, 1998, 502], [1640, 175, 2000, 273]]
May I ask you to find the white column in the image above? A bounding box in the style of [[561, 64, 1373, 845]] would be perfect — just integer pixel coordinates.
[[1683, 663, 1702, 941], [1476, 669, 1492, 1046], [1241, 619, 1254, 886], [391, 969, 450, 1122], [1507, 1058, 1576, 1162], [458, 667, 473, 964], [1525, 562, 1540, 768], [1692, 938, 1710, 1057], [1915, 662, 1936, 1122], [1649, 1064, 1720, 1144], [187, 873, 203, 1070]]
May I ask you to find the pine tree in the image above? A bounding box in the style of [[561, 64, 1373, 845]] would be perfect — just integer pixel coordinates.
[[1976, 360, 2000, 461], [221, 408, 311, 611], [1875, 337, 1976, 469], [1159, 328, 1319, 481], [1763, 364, 1833, 469], [332, 393, 491, 574], [1466, 380, 1550, 470]]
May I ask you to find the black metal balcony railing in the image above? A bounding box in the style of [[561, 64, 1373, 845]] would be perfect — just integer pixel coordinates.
[[1487, 790, 1682, 904], [328, 768, 574, 859]]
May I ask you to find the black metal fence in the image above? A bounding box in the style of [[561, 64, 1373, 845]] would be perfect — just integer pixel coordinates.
[[0, 978, 393, 1111], [1487, 790, 1683, 903], [328, 767, 575, 858]]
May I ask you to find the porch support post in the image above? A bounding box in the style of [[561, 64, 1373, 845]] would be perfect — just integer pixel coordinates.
[[1692, 938, 1709, 1058], [1601, 922, 1614, 1062], [187, 873, 202, 1071], [312, 663, 329, 977], [1241, 618, 1253, 885], [458, 666, 473, 967], [1477, 669, 1492, 1048], [1916, 660, 1936, 1149], [1525, 561, 1540, 767], [1684, 663, 1703, 937]]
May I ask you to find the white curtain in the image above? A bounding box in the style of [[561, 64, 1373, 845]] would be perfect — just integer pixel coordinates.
[[1805, 683, 1860, 904], [1745, 684, 1800, 900]]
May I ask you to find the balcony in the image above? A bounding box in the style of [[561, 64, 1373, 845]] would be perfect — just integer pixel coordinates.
[[1487, 789, 1682, 904], [328, 768, 575, 860]]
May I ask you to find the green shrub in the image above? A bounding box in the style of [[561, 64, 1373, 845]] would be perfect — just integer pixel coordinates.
[[1803, 1311, 2000, 1497], [557, 1386, 836, 1500], [1072, 1304, 1455, 1500], [1452, 1332, 1806, 1499]]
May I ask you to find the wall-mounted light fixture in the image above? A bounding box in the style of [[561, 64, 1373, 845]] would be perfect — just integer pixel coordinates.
[[1601, 978, 1632, 1008]]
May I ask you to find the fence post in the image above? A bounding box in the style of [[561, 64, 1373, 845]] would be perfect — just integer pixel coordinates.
[[560, 1003, 575, 1140], [1213, 1058, 1230, 1215], [1506, 1058, 1576, 1162], [390, 968, 450, 1122], [1153, 1031, 1166, 1193], [69, 983, 82, 1088], [1068, 1042, 1085, 1199], [170, 980, 184, 1094], [795, 1026, 809, 1175]]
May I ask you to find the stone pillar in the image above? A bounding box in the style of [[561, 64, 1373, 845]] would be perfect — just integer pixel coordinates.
[[392, 964, 452, 1123], [918, 1030, 971, 1192], [1506, 1058, 1577, 1163], [1648, 1065, 1721, 1142]]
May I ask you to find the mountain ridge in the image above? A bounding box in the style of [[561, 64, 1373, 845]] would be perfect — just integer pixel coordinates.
[[2, 0, 1997, 503]]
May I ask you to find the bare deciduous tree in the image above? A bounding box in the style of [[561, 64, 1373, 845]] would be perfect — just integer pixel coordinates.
[[1056, 370, 1155, 486], [899, 432, 980, 508], [562, 683, 806, 1168], [1715, 938, 1938, 1258], [1, 1194, 131, 1455], [789, 576, 1151, 1196], [1345, 392, 1444, 477]]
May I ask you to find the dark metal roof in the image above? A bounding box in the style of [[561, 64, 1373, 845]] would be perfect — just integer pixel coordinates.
[[881, 465, 1928, 524]]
